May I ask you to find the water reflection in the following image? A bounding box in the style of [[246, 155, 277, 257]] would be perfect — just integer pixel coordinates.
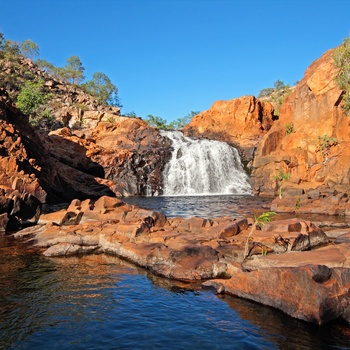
[[1, 209, 350, 349], [218, 294, 350, 349]]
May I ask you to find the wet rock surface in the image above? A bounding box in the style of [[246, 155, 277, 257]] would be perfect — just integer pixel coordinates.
[[13, 195, 350, 325]]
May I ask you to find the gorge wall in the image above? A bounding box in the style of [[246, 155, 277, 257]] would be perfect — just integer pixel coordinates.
[[183, 47, 350, 206], [1, 45, 349, 209], [0, 89, 171, 203], [251, 48, 350, 196]]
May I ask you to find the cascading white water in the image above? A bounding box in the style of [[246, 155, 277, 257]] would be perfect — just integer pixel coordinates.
[[161, 130, 252, 196]]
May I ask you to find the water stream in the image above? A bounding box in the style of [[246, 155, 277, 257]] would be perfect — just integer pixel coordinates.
[[161, 131, 251, 196]]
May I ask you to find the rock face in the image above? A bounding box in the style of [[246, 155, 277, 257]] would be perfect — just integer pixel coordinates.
[[251, 48, 350, 199], [0, 89, 171, 201], [180, 47, 350, 217], [0, 93, 118, 202], [182, 95, 276, 165], [0, 188, 41, 232], [41, 120, 171, 197], [15, 196, 350, 325], [1, 56, 173, 200]]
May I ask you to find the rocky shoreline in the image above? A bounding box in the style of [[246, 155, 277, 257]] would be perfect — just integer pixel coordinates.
[[7, 194, 349, 326]]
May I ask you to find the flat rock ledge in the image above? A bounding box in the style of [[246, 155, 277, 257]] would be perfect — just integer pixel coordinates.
[[14, 196, 350, 325]]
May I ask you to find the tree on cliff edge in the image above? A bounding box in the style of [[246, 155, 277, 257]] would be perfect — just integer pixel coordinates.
[[82, 72, 122, 107], [62, 56, 85, 85], [20, 39, 39, 60]]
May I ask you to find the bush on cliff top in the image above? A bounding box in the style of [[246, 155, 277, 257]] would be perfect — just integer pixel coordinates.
[[334, 36, 350, 115], [258, 80, 292, 116]]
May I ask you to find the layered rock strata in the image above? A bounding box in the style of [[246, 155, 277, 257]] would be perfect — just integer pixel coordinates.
[[14, 196, 350, 325]]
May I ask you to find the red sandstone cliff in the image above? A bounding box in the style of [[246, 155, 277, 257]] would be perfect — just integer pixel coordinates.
[[251, 48, 349, 197], [182, 46, 350, 209], [0, 92, 116, 202], [0, 91, 171, 202]]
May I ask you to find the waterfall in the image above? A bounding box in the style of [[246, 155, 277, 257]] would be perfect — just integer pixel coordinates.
[[161, 131, 252, 196]]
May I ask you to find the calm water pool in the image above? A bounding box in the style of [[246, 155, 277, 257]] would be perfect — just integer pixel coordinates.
[[1, 195, 350, 349]]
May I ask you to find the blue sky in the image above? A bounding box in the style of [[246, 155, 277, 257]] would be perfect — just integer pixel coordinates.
[[1, 0, 349, 122]]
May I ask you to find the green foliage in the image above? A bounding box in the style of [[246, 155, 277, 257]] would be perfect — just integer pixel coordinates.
[[144, 115, 170, 129], [244, 212, 277, 258], [285, 123, 295, 135], [1, 32, 124, 128], [124, 111, 137, 118], [0, 32, 4, 51], [36, 59, 56, 75], [16, 79, 52, 121], [2, 39, 20, 58], [274, 170, 291, 199], [144, 111, 199, 130], [255, 212, 277, 228], [258, 87, 274, 98], [20, 39, 39, 60], [317, 134, 337, 161], [82, 72, 121, 107], [258, 80, 292, 116], [0, 33, 36, 100], [62, 56, 85, 84], [170, 111, 199, 129], [273, 80, 286, 90], [294, 197, 301, 211], [274, 170, 291, 182], [333, 36, 350, 115], [72, 103, 89, 111], [39, 108, 53, 120]]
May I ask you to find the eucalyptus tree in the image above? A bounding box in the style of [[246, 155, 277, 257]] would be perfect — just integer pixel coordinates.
[[63, 55, 85, 84], [82, 72, 121, 106], [20, 39, 39, 60]]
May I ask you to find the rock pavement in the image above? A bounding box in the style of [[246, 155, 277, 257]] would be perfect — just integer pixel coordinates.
[[12, 195, 350, 325]]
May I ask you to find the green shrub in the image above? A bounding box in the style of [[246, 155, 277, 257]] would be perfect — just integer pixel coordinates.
[[333, 36, 350, 115], [244, 212, 277, 258], [39, 108, 53, 120], [317, 134, 337, 161], [258, 80, 292, 116], [274, 170, 291, 182], [16, 79, 51, 115], [285, 123, 295, 135], [274, 170, 291, 199]]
